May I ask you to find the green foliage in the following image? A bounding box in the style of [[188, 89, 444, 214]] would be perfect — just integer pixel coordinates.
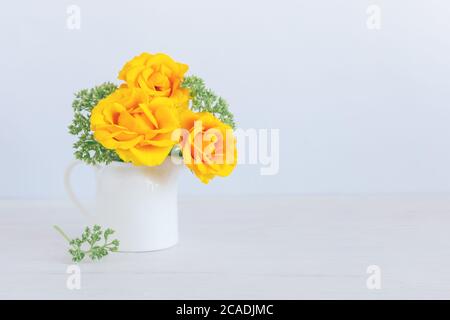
[[182, 75, 236, 129], [54, 225, 120, 263], [68, 82, 122, 165]]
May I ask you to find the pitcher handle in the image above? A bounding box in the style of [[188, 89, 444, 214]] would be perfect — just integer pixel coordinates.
[[64, 160, 98, 219]]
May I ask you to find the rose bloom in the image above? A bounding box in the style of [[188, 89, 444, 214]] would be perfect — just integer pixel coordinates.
[[118, 52, 190, 110], [175, 110, 237, 183], [90, 88, 179, 166]]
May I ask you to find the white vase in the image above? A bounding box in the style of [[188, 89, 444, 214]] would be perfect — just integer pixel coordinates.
[[64, 159, 181, 252]]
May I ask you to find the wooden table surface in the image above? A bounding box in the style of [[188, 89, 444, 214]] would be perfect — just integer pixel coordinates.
[[1, 195, 449, 299]]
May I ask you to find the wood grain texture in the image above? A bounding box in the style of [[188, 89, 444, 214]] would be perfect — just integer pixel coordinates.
[[1, 195, 449, 299]]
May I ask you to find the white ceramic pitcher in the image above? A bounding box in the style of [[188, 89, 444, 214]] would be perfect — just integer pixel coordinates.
[[64, 159, 181, 252]]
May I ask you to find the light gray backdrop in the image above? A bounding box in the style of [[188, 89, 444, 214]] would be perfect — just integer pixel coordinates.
[[1, 0, 449, 199]]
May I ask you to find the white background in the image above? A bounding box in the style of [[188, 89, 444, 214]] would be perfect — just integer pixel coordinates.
[[1, 0, 450, 200]]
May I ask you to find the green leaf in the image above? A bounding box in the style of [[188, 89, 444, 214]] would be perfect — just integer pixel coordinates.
[[181, 75, 236, 129], [69, 82, 122, 165]]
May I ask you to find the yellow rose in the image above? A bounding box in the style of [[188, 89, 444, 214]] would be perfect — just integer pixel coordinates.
[[118, 52, 190, 109], [177, 110, 237, 183], [91, 88, 179, 166]]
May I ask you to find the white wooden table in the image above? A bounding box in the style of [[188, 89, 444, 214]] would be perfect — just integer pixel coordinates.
[[1, 195, 449, 299]]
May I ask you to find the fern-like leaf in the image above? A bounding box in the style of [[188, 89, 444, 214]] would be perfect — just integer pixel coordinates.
[[182, 75, 236, 129], [68, 82, 122, 165]]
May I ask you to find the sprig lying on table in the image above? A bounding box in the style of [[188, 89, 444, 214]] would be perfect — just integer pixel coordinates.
[[54, 225, 120, 262]]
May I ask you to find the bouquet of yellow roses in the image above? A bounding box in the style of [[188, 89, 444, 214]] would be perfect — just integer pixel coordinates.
[[69, 52, 237, 183]]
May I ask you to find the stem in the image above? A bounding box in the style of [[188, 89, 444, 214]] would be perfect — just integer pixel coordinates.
[[53, 225, 72, 243]]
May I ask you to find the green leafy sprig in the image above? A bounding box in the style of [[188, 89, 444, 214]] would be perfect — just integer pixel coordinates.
[[182, 75, 236, 129], [54, 225, 120, 262], [68, 82, 122, 165]]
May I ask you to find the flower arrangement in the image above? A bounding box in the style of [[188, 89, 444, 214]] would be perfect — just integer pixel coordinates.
[[69, 52, 237, 183]]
